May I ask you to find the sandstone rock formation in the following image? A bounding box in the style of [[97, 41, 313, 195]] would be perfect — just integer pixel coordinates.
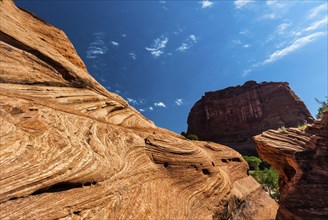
[[254, 111, 328, 220], [0, 0, 278, 219], [187, 80, 314, 155]]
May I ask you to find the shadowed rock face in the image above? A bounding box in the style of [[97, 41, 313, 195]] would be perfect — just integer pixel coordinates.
[[187, 80, 314, 155], [254, 111, 328, 220], [0, 0, 278, 219]]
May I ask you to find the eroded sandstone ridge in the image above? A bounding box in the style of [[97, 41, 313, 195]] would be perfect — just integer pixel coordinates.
[[0, 0, 277, 219], [187, 80, 314, 155], [254, 111, 328, 220]]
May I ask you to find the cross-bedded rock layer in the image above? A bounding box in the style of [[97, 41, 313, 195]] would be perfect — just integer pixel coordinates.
[[254, 111, 328, 220], [187, 80, 313, 155], [0, 1, 277, 219]]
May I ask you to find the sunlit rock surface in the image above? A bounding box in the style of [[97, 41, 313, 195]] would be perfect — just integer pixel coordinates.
[[187, 80, 314, 155], [254, 111, 328, 220], [0, 0, 278, 219]]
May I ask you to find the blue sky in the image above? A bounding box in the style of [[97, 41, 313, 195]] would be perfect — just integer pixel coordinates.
[[17, 0, 327, 133]]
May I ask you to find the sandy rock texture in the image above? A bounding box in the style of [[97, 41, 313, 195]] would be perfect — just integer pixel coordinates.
[[187, 80, 314, 155], [254, 111, 328, 220], [0, 0, 277, 219]]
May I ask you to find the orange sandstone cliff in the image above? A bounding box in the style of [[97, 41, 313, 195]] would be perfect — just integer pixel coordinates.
[[0, 0, 278, 219], [254, 111, 328, 220]]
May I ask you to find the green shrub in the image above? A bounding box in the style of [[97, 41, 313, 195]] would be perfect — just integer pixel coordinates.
[[316, 97, 328, 119], [186, 134, 199, 141], [297, 124, 307, 130], [252, 167, 279, 201], [243, 155, 279, 201], [243, 155, 262, 170]]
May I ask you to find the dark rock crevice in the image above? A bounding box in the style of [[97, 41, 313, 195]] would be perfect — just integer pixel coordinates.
[[31, 181, 97, 195]]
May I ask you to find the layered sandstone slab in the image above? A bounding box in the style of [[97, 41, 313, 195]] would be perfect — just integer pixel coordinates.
[[187, 80, 314, 155], [0, 0, 277, 219], [254, 111, 328, 220]]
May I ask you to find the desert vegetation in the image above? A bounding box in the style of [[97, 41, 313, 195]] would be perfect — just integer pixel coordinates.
[[316, 97, 328, 119], [243, 156, 279, 201]]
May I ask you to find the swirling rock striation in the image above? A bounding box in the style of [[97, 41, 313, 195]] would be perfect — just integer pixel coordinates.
[[254, 111, 328, 220], [187, 80, 314, 155], [0, 0, 277, 219]]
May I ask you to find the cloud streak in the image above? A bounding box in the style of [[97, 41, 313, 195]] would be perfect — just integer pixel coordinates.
[[262, 32, 326, 65], [127, 98, 144, 106], [175, 99, 183, 106], [308, 3, 327, 19], [266, 0, 286, 9], [189, 34, 197, 43], [176, 43, 190, 52], [129, 52, 136, 61], [243, 3, 328, 77], [304, 16, 328, 32], [200, 1, 213, 9], [154, 102, 166, 108], [234, 0, 252, 9], [176, 34, 198, 52], [86, 32, 108, 59], [111, 41, 119, 46], [146, 36, 168, 57]]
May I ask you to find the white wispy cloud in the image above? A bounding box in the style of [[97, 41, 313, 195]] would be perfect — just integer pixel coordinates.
[[242, 69, 252, 77], [239, 30, 250, 36], [260, 13, 278, 20], [149, 106, 154, 111], [232, 39, 250, 48], [277, 22, 291, 35], [122, 34, 127, 38], [266, 0, 286, 9], [200, 0, 214, 9], [189, 34, 197, 43], [139, 109, 145, 112], [86, 32, 108, 59], [176, 43, 190, 52], [151, 50, 164, 57], [154, 102, 166, 108], [232, 39, 242, 45], [174, 28, 183, 35], [176, 34, 198, 52], [175, 99, 183, 106], [111, 41, 119, 46], [290, 16, 327, 37], [262, 32, 326, 65], [308, 3, 327, 19], [264, 22, 292, 47], [129, 52, 136, 61], [304, 16, 328, 32], [127, 98, 138, 105], [127, 98, 144, 106], [243, 3, 327, 77], [234, 0, 252, 9], [146, 36, 168, 57], [159, 0, 166, 4]]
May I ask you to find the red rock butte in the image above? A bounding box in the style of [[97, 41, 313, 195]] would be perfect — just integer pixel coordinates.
[[0, 0, 278, 219], [187, 80, 314, 155]]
